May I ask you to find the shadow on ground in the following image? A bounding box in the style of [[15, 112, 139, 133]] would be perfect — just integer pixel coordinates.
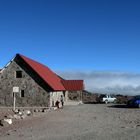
[[108, 104, 139, 109], [83, 102, 104, 104]]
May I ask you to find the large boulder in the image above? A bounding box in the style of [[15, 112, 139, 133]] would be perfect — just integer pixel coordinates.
[[0, 118, 12, 126]]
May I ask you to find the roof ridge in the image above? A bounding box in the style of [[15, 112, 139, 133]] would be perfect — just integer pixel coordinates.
[[18, 54, 65, 91]]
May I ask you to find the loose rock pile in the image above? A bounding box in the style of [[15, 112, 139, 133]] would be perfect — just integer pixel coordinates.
[[0, 109, 31, 126], [0, 108, 49, 127]]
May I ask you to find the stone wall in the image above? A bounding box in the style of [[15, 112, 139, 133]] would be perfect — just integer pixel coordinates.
[[50, 91, 64, 107], [68, 91, 82, 101], [0, 60, 50, 107]]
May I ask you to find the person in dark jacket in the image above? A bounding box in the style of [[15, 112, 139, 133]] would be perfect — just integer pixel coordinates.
[[55, 100, 60, 109]]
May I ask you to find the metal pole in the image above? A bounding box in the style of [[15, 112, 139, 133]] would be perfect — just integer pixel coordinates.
[[13, 92, 16, 111]]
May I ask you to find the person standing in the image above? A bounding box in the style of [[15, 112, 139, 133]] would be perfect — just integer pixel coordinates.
[[60, 95, 64, 107]]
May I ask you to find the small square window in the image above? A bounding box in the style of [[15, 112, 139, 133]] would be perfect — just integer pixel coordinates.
[[20, 90, 25, 97], [16, 71, 22, 78]]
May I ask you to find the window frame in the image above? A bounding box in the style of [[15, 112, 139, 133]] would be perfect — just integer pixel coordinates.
[[20, 90, 25, 98], [15, 71, 23, 78]]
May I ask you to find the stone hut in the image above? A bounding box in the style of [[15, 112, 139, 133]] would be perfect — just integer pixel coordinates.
[[0, 54, 83, 107]]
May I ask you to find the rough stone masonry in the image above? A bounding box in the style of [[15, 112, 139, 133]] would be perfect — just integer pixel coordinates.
[[0, 56, 50, 107]]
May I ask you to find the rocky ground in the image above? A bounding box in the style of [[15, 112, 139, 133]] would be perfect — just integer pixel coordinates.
[[0, 104, 140, 140]]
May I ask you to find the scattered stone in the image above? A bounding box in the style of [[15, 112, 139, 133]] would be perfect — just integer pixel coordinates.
[[53, 107, 58, 110], [24, 110, 31, 116], [0, 120, 5, 126], [136, 125, 140, 127], [21, 114, 27, 119], [42, 108, 48, 113], [14, 109, 19, 114], [0, 119, 12, 126], [38, 109, 42, 112], [13, 114, 21, 120], [4, 118, 12, 125], [34, 109, 39, 113], [18, 111, 23, 115], [78, 101, 83, 105]]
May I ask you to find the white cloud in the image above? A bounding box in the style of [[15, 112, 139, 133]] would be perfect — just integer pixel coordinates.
[[57, 70, 140, 95]]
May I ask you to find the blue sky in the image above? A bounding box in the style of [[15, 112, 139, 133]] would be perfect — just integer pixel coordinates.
[[0, 0, 140, 93]]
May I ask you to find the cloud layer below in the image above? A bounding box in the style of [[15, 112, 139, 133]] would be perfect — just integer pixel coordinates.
[[57, 70, 140, 95]]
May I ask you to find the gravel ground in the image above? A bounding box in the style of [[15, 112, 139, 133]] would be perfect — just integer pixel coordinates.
[[0, 104, 140, 140]]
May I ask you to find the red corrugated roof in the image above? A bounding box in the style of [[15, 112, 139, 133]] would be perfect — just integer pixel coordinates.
[[17, 54, 83, 91], [19, 54, 65, 91], [61, 80, 83, 91]]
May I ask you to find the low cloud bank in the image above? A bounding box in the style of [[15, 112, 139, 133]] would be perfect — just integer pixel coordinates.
[[57, 71, 140, 95]]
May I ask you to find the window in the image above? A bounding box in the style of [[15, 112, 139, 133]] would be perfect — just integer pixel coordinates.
[[12, 92, 14, 97], [20, 90, 25, 97], [16, 71, 22, 78]]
